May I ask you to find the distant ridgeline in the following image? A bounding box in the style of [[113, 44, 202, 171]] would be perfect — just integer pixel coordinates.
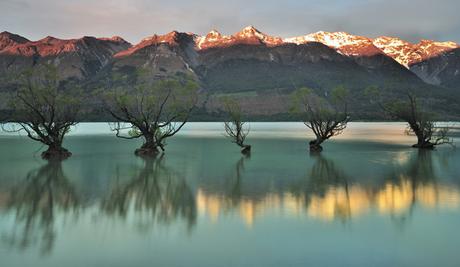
[[1, 27, 460, 121]]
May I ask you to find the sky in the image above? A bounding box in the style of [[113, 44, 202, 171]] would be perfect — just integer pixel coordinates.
[[1, 0, 459, 44]]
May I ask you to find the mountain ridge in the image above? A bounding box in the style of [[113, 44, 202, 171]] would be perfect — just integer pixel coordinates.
[[2, 27, 458, 71], [1, 27, 459, 119]]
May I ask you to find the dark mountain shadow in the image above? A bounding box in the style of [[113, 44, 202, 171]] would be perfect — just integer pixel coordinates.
[[101, 156, 196, 230], [1, 161, 79, 255]]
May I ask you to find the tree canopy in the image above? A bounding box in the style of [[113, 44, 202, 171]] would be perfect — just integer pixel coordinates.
[[104, 70, 199, 156], [222, 97, 251, 155], [366, 86, 453, 149], [1, 65, 83, 159], [291, 86, 350, 152]]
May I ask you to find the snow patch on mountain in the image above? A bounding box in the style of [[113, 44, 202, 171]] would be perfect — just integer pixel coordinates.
[[284, 31, 381, 56], [195, 26, 282, 49], [373, 37, 459, 68], [285, 31, 368, 48]]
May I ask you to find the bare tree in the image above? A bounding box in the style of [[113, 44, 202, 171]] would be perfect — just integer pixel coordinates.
[[367, 87, 453, 149], [292, 86, 350, 152], [104, 73, 199, 156], [1, 65, 82, 160], [222, 97, 251, 154]]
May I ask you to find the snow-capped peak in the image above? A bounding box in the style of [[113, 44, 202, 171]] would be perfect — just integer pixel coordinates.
[[284, 31, 380, 56], [195, 26, 283, 49], [196, 29, 231, 49], [236, 26, 262, 38], [207, 29, 222, 37], [372, 36, 416, 67], [418, 40, 459, 50], [128, 27, 460, 67], [234, 26, 283, 46], [285, 31, 371, 48], [373, 37, 459, 67]]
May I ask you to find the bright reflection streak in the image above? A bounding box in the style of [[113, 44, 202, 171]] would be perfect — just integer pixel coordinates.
[[196, 179, 460, 225]]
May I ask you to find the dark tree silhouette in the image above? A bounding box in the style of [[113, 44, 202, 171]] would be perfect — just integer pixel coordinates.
[[1, 66, 82, 159], [102, 156, 196, 228], [380, 150, 440, 227], [292, 86, 350, 152], [2, 161, 79, 254], [222, 97, 251, 154], [367, 87, 453, 149], [285, 154, 353, 222], [224, 155, 250, 205], [104, 73, 199, 156]]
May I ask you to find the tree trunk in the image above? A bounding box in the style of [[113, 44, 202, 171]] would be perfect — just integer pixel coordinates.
[[412, 140, 434, 149], [41, 143, 72, 160], [241, 145, 251, 155], [135, 135, 160, 157], [309, 139, 323, 153], [412, 134, 434, 149]]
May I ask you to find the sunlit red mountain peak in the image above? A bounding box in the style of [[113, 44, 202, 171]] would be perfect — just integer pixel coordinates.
[[5, 27, 457, 65], [115, 31, 192, 57], [0, 33, 131, 57], [206, 29, 223, 38], [196, 26, 283, 50], [284, 31, 382, 57], [195, 29, 233, 49], [373, 36, 460, 67], [0, 31, 30, 51], [0, 35, 78, 56], [416, 39, 459, 60], [1, 27, 459, 88], [39, 35, 62, 43], [236, 25, 260, 36], [98, 36, 130, 44], [285, 31, 371, 47]]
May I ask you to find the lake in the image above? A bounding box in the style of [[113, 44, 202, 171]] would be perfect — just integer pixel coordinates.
[[1, 122, 460, 267]]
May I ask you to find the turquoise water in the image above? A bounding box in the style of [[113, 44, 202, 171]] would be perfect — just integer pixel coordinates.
[[0, 122, 460, 267]]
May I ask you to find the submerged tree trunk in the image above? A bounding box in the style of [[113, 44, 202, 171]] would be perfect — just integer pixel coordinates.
[[241, 145, 251, 155], [135, 135, 160, 157], [309, 139, 324, 153], [412, 130, 434, 149], [41, 143, 72, 160], [412, 138, 434, 149]]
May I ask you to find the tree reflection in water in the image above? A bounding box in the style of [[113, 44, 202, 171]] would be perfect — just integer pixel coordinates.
[[289, 150, 460, 223], [290, 154, 354, 222], [196, 155, 258, 225], [101, 155, 196, 230], [195, 150, 460, 225], [225, 155, 249, 205], [1, 161, 79, 255], [381, 150, 441, 226]]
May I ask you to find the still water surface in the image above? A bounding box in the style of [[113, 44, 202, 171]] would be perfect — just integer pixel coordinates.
[[0, 122, 460, 267]]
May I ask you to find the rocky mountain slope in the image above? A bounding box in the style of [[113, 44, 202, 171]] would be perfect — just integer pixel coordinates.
[[373, 36, 460, 86], [0, 31, 131, 80], [1, 27, 459, 119]]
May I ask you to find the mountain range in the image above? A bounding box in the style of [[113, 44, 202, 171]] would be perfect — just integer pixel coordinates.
[[1, 26, 459, 120]]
